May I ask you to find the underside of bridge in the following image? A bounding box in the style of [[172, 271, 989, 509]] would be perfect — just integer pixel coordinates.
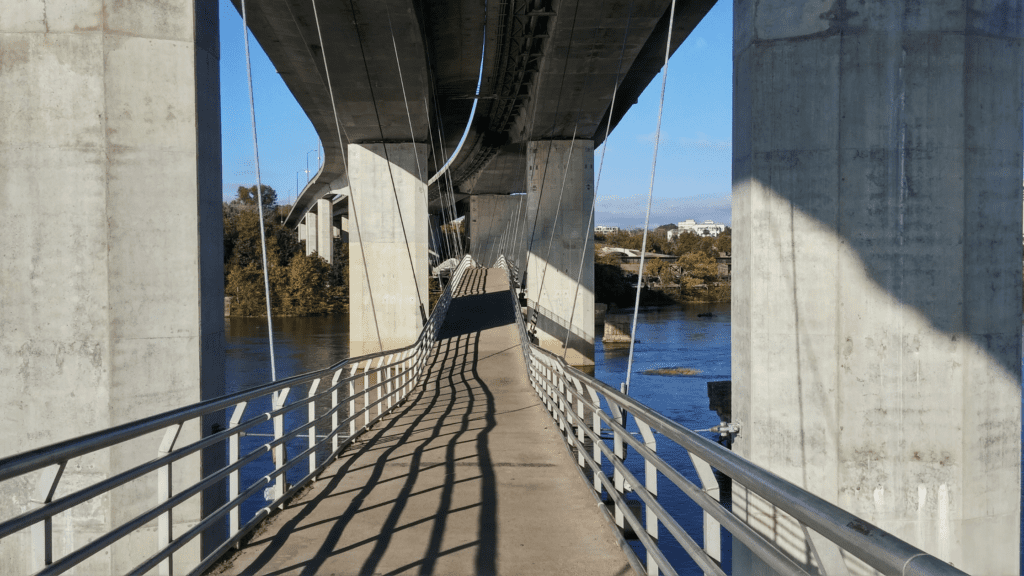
[[1, 0, 1021, 574], [236, 0, 717, 361]]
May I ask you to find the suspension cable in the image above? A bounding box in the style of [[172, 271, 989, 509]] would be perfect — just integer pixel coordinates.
[[624, 0, 678, 396], [348, 0, 428, 323], [522, 0, 581, 309], [562, 0, 635, 356], [310, 0, 383, 351], [240, 0, 277, 381], [529, 127, 578, 328]]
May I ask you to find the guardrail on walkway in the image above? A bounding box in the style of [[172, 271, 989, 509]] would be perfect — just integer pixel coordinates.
[[495, 255, 969, 576], [0, 255, 473, 576]]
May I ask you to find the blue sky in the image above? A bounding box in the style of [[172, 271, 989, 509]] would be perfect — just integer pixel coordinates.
[[219, 0, 733, 226]]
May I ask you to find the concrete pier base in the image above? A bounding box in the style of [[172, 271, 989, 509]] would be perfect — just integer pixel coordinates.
[[524, 140, 596, 366], [348, 142, 431, 356], [732, 1, 1022, 574], [0, 0, 225, 573]]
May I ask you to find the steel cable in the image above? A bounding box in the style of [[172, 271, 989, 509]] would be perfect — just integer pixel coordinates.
[[310, 0, 384, 351], [240, 0, 278, 380], [624, 0, 678, 395]]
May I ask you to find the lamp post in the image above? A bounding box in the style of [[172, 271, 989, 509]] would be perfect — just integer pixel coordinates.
[[305, 148, 318, 183]]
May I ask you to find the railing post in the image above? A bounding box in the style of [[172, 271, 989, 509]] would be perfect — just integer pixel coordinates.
[[30, 462, 66, 573], [385, 354, 394, 413], [585, 384, 602, 492], [607, 394, 627, 530], [228, 401, 248, 538], [375, 357, 386, 419], [331, 369, 342, 455], [272, 388, 292, 502], [636, 419, 659, 576], [157, 424, 183, 576], [348, 364, 358, 438], [363, 362, 371, 430], [307, 377, 321, 475], [688, 452, 722, 570], [571, 376, 586, 468]]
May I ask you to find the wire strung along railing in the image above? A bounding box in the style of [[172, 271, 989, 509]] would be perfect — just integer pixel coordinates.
[[494, 255, 969, 576], [0, 255, 473, 576]]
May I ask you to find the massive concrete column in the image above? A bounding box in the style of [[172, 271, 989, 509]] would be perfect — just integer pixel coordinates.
[[524, 140, 595, 366], [317, 197, 333, 264], [348, 143, 430, 356], [0, 0, 224, 573], [732, 2, 1022, 574], [467, 194, 526, 266], [304, 211, 318, 256]]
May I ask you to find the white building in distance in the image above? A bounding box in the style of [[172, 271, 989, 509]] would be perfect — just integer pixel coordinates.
[[667, 219, 726, 240], [595, 226, 620, 234]]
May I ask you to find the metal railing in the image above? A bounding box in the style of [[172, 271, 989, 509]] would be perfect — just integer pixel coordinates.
[[0, 255, 473, 576], [495, 255, 969, 576]]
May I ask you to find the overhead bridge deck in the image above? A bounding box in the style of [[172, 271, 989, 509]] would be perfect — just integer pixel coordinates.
[[209, 268, 631, 576]]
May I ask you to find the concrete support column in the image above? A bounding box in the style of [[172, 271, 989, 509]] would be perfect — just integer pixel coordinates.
[[0, 0, 225, 573], [732, 2, 1022, 574], [467, 195, 526, 267], [317, 197, 333, 264], [348, 142, 430, 356], [524, 140, 595, 366], [304, 211, 318, 256]]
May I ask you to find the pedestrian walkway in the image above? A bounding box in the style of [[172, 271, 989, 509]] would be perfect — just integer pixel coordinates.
[[209, 268, 631, 576]]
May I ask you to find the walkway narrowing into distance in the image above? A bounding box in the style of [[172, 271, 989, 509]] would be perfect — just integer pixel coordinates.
[[209, 267, 632, 575]]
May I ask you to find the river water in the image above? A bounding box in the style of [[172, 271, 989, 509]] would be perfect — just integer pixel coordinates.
[[224, 305, 1022, 573]]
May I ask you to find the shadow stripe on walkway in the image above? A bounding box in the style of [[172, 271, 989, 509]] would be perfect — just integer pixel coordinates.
[[209, 268, 630, 576]]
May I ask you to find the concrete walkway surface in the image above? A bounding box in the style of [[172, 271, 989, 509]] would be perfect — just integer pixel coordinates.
[[209, 268, 631, 576]]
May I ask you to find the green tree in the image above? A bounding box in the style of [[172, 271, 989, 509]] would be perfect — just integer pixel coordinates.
[[235, 184, 278, 208]]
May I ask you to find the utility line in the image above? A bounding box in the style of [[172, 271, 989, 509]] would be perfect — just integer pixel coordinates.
[[240, 0, 277, 381], [624, 0, 678, 396]]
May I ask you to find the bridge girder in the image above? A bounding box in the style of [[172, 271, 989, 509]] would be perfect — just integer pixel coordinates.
[[232, 0, 718, 226]]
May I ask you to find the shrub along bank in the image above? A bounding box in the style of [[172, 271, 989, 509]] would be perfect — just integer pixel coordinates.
[[224, 185, 347, 317], [594, 227, 731, 307]]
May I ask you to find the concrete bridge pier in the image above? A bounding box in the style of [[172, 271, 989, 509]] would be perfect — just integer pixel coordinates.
[[524, 140, 596, 366], [303, 212, 318, 256], [467, 194, 526, 267], [0, 0, 225, 573], [316, 197, 333, 265], [348, 142, 431, 356], [732, 1, 1022, 574]]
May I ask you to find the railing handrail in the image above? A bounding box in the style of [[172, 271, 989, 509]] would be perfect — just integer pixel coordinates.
[[495, 254, 968, 576], [0, 254, 473, 483]]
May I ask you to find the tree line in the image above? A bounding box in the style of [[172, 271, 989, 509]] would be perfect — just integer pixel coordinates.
[[594, 225, 732, 306], [224, 185, 348, 316]]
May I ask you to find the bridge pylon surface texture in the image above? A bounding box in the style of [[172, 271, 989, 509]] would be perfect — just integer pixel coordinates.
[[210, 268, 629, 575]]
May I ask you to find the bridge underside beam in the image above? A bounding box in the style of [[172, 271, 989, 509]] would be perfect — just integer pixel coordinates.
[[524, 140, 596, 367], [348, 142, 431, 356], [732, 1, 1022, 574]]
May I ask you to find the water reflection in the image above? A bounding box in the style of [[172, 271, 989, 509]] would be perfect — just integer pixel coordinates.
[[225, 315, 351, 390], [225, 314, 351, 524], [597, 303, 732, 574]]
